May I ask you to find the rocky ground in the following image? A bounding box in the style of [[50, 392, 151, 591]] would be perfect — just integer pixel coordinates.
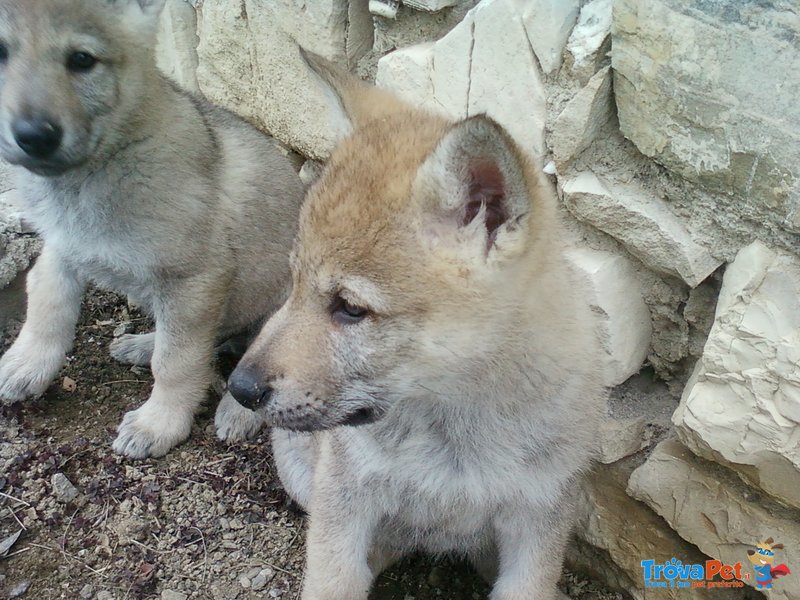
[[1, 289, 622, 600]]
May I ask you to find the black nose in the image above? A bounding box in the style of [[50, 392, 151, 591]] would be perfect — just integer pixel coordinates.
[[228, 363, 273, 411], [13, 118, 63, 159]]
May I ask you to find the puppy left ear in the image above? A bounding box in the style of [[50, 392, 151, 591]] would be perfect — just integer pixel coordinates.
[[111, 0, 165, 29], [414, 116, 531, 258]]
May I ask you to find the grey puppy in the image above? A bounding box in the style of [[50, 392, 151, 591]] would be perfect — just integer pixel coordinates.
[[0, 0, 304, 458]]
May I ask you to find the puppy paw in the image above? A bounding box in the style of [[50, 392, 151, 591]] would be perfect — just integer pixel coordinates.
[[215, 391, 267, 442], [110, 333, 155, 366], [113, 399, 193, 458], [0, 342, 64, 404]]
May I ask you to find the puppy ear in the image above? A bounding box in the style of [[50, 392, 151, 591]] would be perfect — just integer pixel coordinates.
[[772, 543, 784, 550], [300, 47, 410, 142], [109, 0, 165, 31], [134, 0, 166, 12], [414, 116, 531, 260]]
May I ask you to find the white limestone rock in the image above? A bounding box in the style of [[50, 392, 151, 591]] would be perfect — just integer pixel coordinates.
[[572, 465, 721, 600], [375, 43, 435, 109], [628, 439, 800, 600], [612, 0, 800, 236], [673, 241, 800, 509], [597, 416, 647, 465], [566, 247, 651, 387], [404, 0, 460, 11], [156, 0, 199, 92], [566, 0, 611, 82], [299, 160, 325, 187], [377, 0, 548, 157], [517, 0, 580, 75], [0, 163, 39, 334], [551, 66, 614, 171], [562, 171, 722, 287], [51, 473, 79, 503], [195, 0, 373, 159]]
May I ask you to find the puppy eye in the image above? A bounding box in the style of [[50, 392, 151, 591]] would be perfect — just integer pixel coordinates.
[[66, 51, 98, 73], [330, 294, 369, 325], [0, 43, 8, 64]]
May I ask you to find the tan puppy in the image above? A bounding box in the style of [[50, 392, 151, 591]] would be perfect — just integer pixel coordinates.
[[228, 53, 604, 599], [0, 0, 304, 457]]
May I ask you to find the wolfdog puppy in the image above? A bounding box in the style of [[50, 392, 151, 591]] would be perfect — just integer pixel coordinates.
[[0, 0, 304, 458], [228, 53, 604, 599]]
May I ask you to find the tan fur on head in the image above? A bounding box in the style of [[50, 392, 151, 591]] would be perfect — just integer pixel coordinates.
[[236, 50, 597, 434]]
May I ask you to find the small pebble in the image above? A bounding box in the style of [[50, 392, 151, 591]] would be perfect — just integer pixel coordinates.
[[113, 322, 132, 337], [51, 472, 78, 503], [96, 592, 114, 600], [9, 581, 30, 599], [251, 572, 268, 591], [238, 574, 251, 589], [79, 583, 94, 599], [161, 591, 188, 600], [427, 565, 446, 588]]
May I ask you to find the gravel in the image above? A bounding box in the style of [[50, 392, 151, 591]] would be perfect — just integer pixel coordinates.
[[1, 288, 622, 599]]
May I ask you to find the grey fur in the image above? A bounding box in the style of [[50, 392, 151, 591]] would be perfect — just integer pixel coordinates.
[[0, 0, 303, 457]]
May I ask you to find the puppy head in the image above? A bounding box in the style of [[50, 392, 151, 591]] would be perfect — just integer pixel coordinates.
[[229, 52, 558, 432], [0, 0, 165, 175]]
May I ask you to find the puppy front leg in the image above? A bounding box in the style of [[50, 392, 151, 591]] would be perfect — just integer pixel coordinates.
[[302, 454, 379, 600], [113, 274, 225, 458], [0, 245, 85, 403], [490, 502, 572, 600]]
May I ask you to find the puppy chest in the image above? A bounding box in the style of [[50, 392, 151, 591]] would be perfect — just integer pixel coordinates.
[[381, 491, 494, 554]]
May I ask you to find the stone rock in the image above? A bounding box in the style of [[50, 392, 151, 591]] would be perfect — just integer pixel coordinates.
[[377, 0, 548, 157], [518, 0, 580, 75], [404, 0, 460, 11], [565, 247, 651, 387], [238, 573, 251, 589], [96, 592, 114, 600], [562, 171, 722, 287], [673, 241, 800, 509], [250, 570, 270, 592], [628, 439, 800, 600], [566, 0, 612, 82], [79, 584, 93, 599], [572, 464, 722, 600], [156, 0, 199, 92], [195, 0, 373, 159], [597, 416, 647, 465], [9, 581, 30, 599], [51, 473, 78, 503], [613, 0, 800, 236], [161, 591, 187, 600], [551, 66, 614, 172], [0, 148, 40, 339], [299, 160, 325, 187], [375, 42, 434, 106]]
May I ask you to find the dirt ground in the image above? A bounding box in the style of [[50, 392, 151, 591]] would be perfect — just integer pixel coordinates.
[[1, 289, 622, 600]]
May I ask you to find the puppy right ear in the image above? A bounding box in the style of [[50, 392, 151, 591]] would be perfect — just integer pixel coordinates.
[[108, 0, 165, 34], [300, 48, 410, 142]]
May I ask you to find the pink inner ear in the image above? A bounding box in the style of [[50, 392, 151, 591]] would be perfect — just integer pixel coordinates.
[[464, 159, 509, 246]]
